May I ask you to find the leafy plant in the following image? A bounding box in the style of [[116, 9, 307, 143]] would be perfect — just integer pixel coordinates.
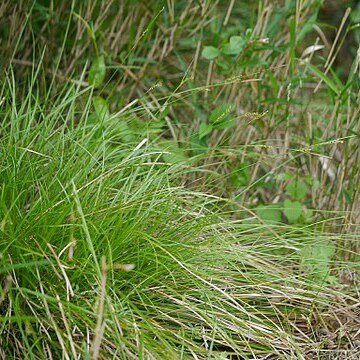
[[202, 46, 219, 60], [230, 162, 251, 188], [283, 199, 303, 224], [89, 55, 106, 88], [300, 241, 336, 284], [158, 140, 187, 163], [222, 35, 247, 56], [208, 103, 235, 129], [93, 95, 110, 121], [280, 176, 311, 224], [198, 122, 212, 140], [286, 179, 308, 200], [255, 204, 282, 224]]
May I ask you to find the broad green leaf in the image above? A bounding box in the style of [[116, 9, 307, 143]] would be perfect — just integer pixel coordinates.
[[223, 36, 246, 55], [209, 104, 232, 124], [230, 164, 251, 187], [283, 199, 303, 224], [301, 241, 335, 283], [178, 37, 197, 47], [275, 172, 292, 181], [214, 118, 235, 129], [256, 204, 282, 224], [209, 104, 234, 129], [198, 122, 213, 140], [93, 96, 110, 121], [302, 207, 314, 224], [116, 120, 136, 143], [230, 36, 245, 50], [89, 55, 106, 88], [286, 180, 308, 200], [159, 140, 187, 163], [230, 35, 245, 50], [202, 46, 219, 60], [210, 17, 222, 34], [190, 133, 208, 156]]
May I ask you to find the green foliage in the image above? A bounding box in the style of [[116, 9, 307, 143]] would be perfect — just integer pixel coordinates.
[[223, 35, 246, 56], [283, 199, 303, 224], [209, 104, 235, 129], [89, 55, 106, 87], [300, 241, 335, 284], [190, 132, 208, 155], [286, 179, 308, 200], [255, 204, 282, 224], [198, 122, 213, 139], [230, 163, 251, 187], [1, 0, 360, 357], [93, 95, 110, 120], [202, 46, 219, 60], [158, 140, 187, 163], [5, 78, 349, 359]]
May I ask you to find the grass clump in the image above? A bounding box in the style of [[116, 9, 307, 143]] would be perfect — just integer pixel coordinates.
[[1, 69, 358, 359], [1, 0, 360, 359]]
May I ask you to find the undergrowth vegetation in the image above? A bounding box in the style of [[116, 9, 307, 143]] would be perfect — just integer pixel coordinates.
[[0, 0, 359, 359]]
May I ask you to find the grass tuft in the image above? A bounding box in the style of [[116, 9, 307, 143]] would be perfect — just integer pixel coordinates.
[[1, 1, 360, 359]]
